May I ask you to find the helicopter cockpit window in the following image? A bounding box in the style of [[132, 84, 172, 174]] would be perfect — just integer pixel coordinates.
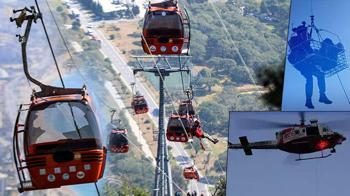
[[306, 126, 319, 136], [323, 127, 329, 132], [145, 11, 183, 37], [28, 101, 101, 146]]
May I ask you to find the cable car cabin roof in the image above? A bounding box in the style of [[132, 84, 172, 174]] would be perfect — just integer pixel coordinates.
[[132, 96, 147, 106], [25, 98, 102, 155], [148, 1, 179, 12], [31, 93, 90, 107], [111, 129, 128, 134]]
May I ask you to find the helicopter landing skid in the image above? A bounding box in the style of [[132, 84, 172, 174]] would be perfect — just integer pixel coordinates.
[[296, 152, 332, 161]]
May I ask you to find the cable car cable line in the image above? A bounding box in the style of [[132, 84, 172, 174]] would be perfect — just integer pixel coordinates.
[[43, 1, 192, 193], [207, 0, 258, 87], [10, 2, 107, 193], [136, 1, 226, 193], [44, 0, 117, 110], [136, 13, 212, 196], [119, 128, 188, 194], [34, 0, 65, 88]]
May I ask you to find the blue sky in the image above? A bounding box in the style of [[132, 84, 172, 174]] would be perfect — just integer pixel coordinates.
[[282, 0, 350, 111], [227, 111, 350, 196]]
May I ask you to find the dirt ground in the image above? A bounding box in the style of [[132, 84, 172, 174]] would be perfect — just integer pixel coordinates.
[[99, 20, 141, 60]]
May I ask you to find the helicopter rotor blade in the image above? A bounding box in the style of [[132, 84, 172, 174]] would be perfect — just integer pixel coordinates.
[[321, 118, 350, 131], [234, 118, 296, 131]]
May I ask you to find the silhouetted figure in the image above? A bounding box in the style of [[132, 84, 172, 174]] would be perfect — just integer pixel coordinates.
[[288, 21, 339, 109], [288, 21, 314, 65]]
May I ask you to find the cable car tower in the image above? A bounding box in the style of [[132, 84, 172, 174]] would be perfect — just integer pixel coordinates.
[[133, 55, 191, 196]]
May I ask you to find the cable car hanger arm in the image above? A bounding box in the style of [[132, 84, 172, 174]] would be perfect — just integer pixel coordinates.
[[10, 5, 85, 98]]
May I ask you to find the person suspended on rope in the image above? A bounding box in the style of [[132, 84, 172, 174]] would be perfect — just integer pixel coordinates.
[[319, 38, 344, 67], [288, 20, 339, 109], [192, 117, 218, 150], [288, 21, 314, 64]]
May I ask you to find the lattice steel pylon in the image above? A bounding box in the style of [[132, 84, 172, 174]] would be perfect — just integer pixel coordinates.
[[133, 55, 191, 196]]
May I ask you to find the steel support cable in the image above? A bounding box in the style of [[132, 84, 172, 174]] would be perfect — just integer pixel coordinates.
[[134, 1, 200, 163], [308, 13, 350, 104], [43, 3, 186, 193], [46, 0, 185, 193], [34, 3, 186, 194], [44, 0, 116, 110], [207, 0, 259, 87], [179, 0, 232, 178], [138, 36, 208, 194], [44, 1, 208, 193], [34, 0, 65, 88], [137, 15, 201, 158], [135, 3, 220, 191]]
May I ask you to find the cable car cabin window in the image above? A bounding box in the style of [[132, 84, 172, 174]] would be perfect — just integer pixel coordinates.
[[109, 132, 128, 146], [168, 118, 191, 133], [144, 11, 183, 38], [306, 126, 319, 136], [178, 104, 195, 115], [134, 100, 147, 108], [27, 101, 101, 153]]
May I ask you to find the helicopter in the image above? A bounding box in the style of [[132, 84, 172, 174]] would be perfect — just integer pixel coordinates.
[[228, 112, 346, 161]]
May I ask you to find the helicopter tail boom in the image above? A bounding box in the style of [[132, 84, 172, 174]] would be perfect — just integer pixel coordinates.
[[228, 136, 278, 156]]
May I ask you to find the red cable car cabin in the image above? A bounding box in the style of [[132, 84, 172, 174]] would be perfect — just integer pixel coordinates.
[[13, 88, 107, 192], [166, 114, 193, 142], [183, 166, 199, 180], [108, 129, 129, 153], [132, 95, 149, 114], [142, 0, 190, 55], [178, 100, 195, 116]]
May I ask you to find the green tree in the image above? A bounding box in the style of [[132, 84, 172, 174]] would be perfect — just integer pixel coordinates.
[[56, 5, 63, 12], [213, 178, 226, 196], [198, 101, 228, 135], [117, 182, 150, 196], [132, 5, 140, 16], [72, 19, 81, 30]]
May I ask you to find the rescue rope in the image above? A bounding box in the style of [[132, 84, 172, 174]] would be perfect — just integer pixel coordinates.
[[94, 182, 101, 196], [336, 74, 350, 104]]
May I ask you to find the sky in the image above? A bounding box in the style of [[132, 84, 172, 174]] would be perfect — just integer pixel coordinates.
[[226, 111, 350, 196], [282, 0, 350, 111]]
